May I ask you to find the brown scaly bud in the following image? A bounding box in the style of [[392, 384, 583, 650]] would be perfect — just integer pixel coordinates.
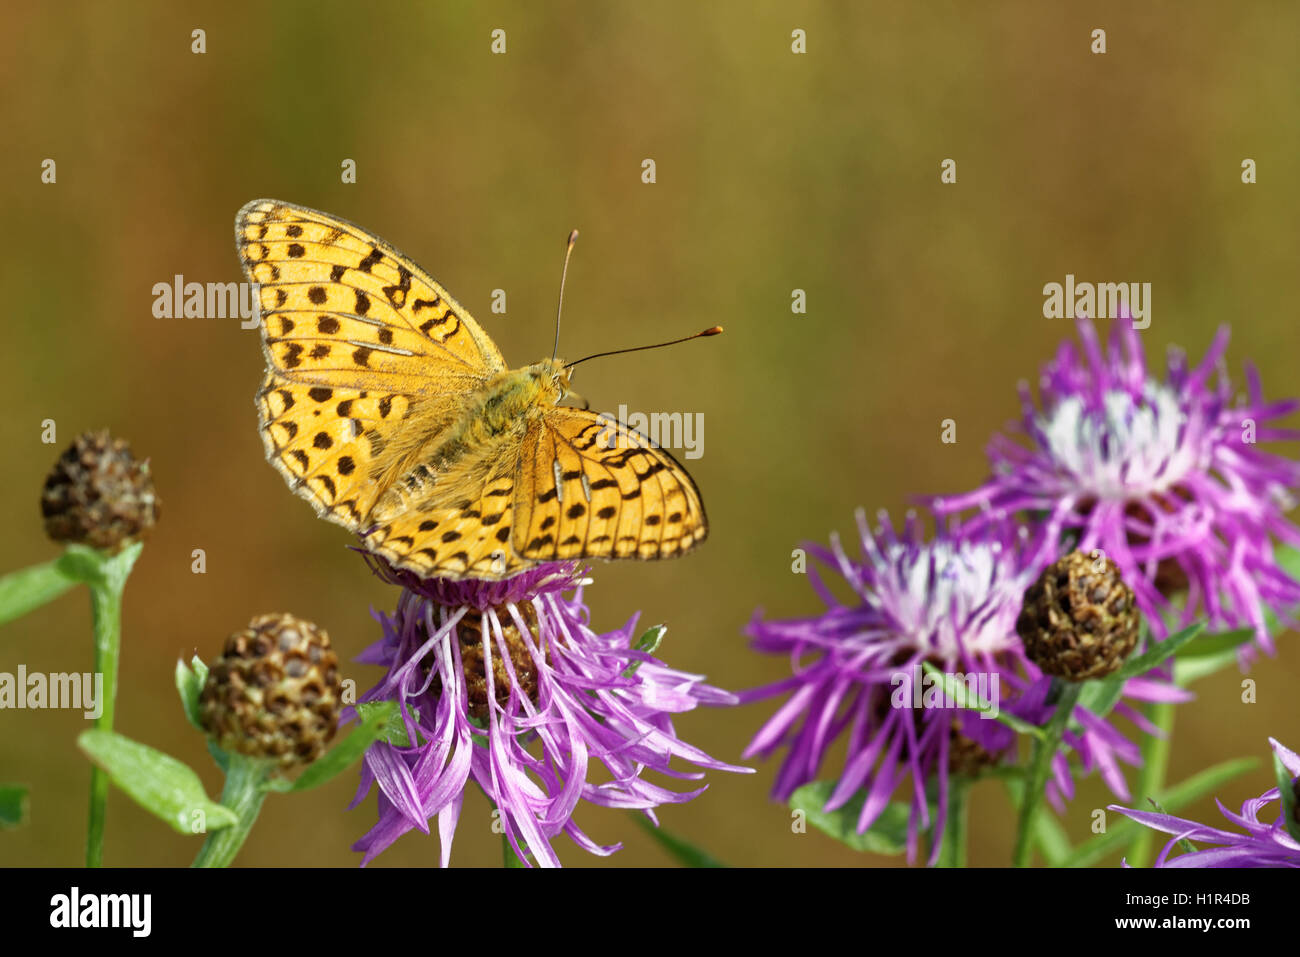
[[1016, 550, 1141, 681], [41, 429, 160, 553], [200, 614, 341, 768], [427, 604, 542, 722]]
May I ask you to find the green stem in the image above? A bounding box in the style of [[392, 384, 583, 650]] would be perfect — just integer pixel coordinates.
[[503, 828, 527, 867], [630, 810, 727, 867], [191, 754, 271, 867], [82, 545, 140, 868], [938, 776, 970, 867], [1013, 680, 1082, 867], [1126, 699, 1175, 868]]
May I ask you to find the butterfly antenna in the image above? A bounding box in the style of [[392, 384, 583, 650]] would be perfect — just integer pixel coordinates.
[[565, 326, 723, 370], [551, 229, 579, 362]]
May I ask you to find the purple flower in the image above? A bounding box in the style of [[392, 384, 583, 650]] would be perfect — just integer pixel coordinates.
[[741, 511, 1173, 863], [1111, 738, 1300, 867], [934, 316, 1300, 661], [348, 559, 747, 867]]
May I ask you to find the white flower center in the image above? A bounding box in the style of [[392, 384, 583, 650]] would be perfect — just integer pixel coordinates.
[[1040, 384, 1205, 500], [876, 541, 1024, 659]]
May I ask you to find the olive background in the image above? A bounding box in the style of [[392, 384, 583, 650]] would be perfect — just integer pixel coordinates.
[[2, 1, 1297, 867]]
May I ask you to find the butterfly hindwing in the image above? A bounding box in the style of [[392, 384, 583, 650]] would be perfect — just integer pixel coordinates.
[[512, 408, 708, 563], [361, 441, 529, 580]]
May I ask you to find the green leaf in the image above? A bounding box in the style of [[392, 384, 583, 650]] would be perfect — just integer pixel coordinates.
[[1173, 648, 1241, 686], [55, 541, 142, 588], [631, 813, 726, 867], [0, 785, 30, 828], [1274, 747, 1300, 844], [77, 730, 236, 835], [175, 656, 208, 731], [1277, 544, 1300, 582], [625, 625, 666, 677], [55, 545, 107, 585], [789, 781, 914, 855], [1168, 623, 1257, 685], [1031, 806, 1073, 865], [1114, 622, 1204, 680], [0, 559, 79, 628], [1177, 627, 1254, 660], [1062, 756, 1258, 867], [1003, 777, 1072, 865], [1077, 673, 1126, 722], [364, 699, 419, 747], [919, 662, 1045, 739], [268, 700, 402, 794], [1153, 753, 1257, 810]]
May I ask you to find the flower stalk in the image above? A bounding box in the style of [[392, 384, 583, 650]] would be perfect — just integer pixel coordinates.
[[1013, 679, 1082, 867], [76, 543, 141, 868], [938, 776, 971, 867], [191, 754, 272, 868], [1125, 698, 1176, 867]]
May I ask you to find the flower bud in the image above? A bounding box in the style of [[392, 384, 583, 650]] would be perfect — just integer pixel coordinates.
[[200, 614, 341, 767], [1016, 550, 1140, 681], [41, 429, 159, 552]]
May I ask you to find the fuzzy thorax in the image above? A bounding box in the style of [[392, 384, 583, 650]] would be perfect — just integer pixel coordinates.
[[465, 359, 571, 443], [370, 359, 571, 522]]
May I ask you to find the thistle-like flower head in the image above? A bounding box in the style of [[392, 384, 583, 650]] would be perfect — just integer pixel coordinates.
[[935, 317, 1300, 661], [349, 558, 747, 867]]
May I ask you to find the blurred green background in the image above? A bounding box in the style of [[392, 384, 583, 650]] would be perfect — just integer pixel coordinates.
[[2, 0, 1297, 867]]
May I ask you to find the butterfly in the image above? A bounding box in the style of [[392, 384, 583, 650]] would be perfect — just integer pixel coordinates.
[[235, 199, 710, 580]]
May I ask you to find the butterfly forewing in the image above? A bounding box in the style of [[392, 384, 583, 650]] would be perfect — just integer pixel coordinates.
[[237, 200, 506, 380], [238, 199, 502, 536]]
